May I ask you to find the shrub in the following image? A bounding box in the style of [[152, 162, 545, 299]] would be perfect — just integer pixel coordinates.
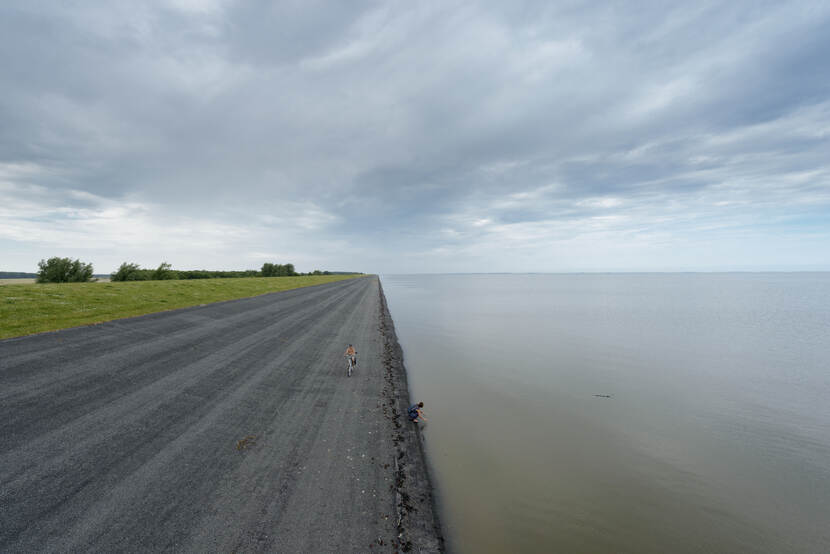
[[36, 257, 94, 283], [111, 262, 151, 281], [151, 262, 177, 280]]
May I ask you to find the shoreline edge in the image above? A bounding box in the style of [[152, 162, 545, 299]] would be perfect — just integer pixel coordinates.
[[378, 280, 447, 552]]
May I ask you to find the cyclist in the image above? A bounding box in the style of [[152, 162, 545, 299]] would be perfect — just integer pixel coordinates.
[[408, 401, 426, 423], [344, 344, 357, 368]]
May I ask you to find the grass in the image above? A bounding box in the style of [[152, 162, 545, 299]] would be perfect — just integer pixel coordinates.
[[0, 274, 363, 340]]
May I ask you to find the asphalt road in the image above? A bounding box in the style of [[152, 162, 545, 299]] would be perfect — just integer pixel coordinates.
[[0, 276, 438, 552]]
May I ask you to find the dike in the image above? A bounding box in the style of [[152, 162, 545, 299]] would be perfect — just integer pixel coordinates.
[[378, 282, 446, 553]]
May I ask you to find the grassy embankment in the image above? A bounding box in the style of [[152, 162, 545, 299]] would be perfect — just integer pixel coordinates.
[[0, 274, 362, 340]]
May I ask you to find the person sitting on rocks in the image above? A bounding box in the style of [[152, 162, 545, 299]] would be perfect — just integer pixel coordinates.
[[408, 401, 426, 423]]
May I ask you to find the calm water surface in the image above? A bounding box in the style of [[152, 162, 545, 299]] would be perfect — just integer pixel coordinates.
[[380, 273, 830, 553]]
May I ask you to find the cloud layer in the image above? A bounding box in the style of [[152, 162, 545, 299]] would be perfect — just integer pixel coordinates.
[[1, 1, 829, 273]]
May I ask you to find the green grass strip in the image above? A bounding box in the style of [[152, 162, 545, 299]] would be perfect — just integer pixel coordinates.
[[0, 274, 363, 340]]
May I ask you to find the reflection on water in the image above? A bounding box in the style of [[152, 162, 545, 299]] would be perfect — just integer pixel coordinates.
[[381, 273, 830, 553]]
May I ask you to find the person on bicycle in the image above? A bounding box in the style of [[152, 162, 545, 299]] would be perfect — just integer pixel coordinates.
[[408, 401, 426, 423], [344, 344, 357, 366]]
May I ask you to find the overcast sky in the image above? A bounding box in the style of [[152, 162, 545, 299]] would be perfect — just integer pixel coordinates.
[[1, 1, 829, 274]]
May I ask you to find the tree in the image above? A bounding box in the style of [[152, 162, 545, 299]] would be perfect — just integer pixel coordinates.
[[261, 262, 297, 277], [36, 257, 94, 283], [152, 262, 176, 280], [111, 262, 145, 281]]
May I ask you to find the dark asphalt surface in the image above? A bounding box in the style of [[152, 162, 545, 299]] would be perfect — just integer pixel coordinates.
[[0, 276, 440, 552]]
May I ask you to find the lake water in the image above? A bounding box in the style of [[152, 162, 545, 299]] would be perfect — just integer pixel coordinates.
[[380, 273, 830, 553]]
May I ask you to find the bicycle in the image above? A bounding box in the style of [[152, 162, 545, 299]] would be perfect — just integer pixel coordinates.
[[346, 354, 356, 377]]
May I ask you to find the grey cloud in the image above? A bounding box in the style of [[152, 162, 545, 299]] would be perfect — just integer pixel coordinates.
[[224, 0, 378, 65], [1, 1, 829, 272]]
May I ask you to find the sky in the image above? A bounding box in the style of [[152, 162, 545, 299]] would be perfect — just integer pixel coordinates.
[[1, 1, 829, 274]]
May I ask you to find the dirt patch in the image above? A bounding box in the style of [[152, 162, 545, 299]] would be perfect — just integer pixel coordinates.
[[235, 435, 257, 450]]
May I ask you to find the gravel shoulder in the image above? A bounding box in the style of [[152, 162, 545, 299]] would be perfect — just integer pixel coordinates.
[[0, 276, 444, 552]]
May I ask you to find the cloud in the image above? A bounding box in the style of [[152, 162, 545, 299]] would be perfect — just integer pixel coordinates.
[[1, 1, 829, 272]]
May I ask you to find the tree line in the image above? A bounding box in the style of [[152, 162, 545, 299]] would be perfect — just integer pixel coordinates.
[[110, 262, 263, 281], [34, 257, 335, 283]]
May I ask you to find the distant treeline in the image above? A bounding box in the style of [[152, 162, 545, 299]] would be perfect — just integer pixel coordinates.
[[111, 262, 260, 281], [110, 262, 338, 282], [29, 257, 352, 283]]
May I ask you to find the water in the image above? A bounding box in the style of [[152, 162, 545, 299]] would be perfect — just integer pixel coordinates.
[[380, 273, 830, 553]]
